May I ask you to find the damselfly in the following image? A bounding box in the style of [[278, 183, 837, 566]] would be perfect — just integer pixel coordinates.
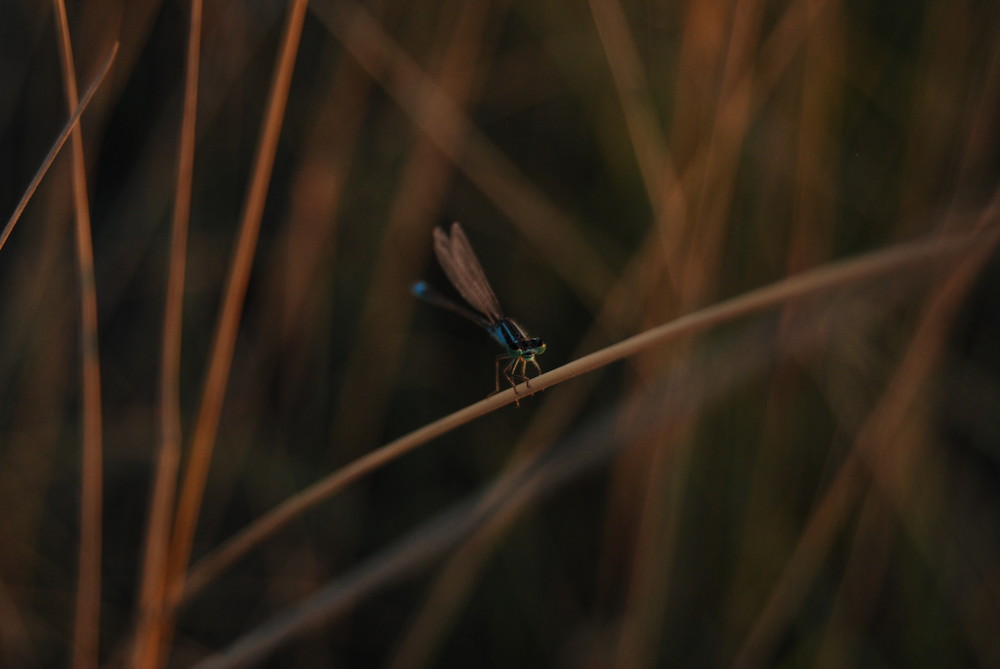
[[413, 223, 547, 403]]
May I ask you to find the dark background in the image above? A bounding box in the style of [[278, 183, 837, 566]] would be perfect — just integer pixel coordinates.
[[1, 0, 998, 666]]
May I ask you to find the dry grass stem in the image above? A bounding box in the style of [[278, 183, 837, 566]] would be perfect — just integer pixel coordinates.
[[183, 225, 989, 604], [0, 43, 117, 252], [161, 12, 312, 660]]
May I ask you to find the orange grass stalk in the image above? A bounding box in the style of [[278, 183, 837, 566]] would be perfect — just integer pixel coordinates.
[[163, 0, 310, 660], [52, 2, 106, 668], [130, 1, 204, 667], [181, 225, 993, 604]]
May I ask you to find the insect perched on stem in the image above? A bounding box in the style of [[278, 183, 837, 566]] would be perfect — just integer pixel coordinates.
[[412, 223, 547, 405]]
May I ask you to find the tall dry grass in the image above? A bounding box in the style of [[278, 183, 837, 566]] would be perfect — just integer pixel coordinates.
[[0, 0, 998, 667]]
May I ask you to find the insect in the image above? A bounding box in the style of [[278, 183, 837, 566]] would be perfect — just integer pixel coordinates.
[[412, 223, 547, 404]]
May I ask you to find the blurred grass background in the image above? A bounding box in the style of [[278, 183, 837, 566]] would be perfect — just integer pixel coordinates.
[[1, 0, 998, 667]]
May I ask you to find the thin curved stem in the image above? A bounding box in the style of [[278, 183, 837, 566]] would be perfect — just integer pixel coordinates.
[[182, 226, 993, 603]]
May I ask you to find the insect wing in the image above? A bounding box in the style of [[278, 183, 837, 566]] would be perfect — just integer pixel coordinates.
[[433, 223, 504, 323]]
